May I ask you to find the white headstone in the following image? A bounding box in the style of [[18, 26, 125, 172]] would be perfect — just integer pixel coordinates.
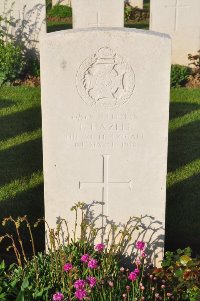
[[129, 0, 143, 9], [72, 0, 124, 28], [41, 26, 171, 264], [0, 0, 46, 56], [150, 0, 200, 65], [52, 0, 71, 6]]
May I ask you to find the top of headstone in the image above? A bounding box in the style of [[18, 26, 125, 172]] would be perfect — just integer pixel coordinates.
[[72, 0, 124, 29]]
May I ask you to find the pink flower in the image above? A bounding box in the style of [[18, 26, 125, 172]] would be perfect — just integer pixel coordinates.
[[135, 258, 141, 266], [134, 268, 140, 275], [142, 252, 147, 258], [120, 267, 125, 272], [108, 280, 114, 287], [126, 285, 131, 292], [88, 259, 98, 269], [95, 243, 105, 252], [53, 292, 64, 301], [87, 276, 97, 288], [74, 279, 86, 290], [135, 241, 145, 251], [63, 263, 73, 271], [128, 272, 137, 281], [81, 254, 90, 263], [75, 289, 87, 300]]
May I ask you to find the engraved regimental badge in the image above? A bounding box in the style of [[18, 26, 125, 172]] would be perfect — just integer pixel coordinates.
[[76, 47, 135, 108]]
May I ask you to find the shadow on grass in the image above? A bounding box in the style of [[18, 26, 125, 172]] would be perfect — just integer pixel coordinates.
[[168, 119, 200, 173], [166, 173, 200, 256], [0, 138, 43, 187], [0, 91, 44, 260], [169, 101, 200, 120], [166, 100, 200, 255], [0, 99, 16, 110], [0, 107, 42, 141]]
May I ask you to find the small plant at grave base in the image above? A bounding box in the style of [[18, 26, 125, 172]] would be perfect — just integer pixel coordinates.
[[124, 4, 149, 23], [0, 4, 41, 86], [25, 57, 40, 78], [46, 0, 52, 13], [187, 50, 200, 87], [0, 203, 200, 301], [0, 13, 25, 86], [47, 5, 72, 19], [170, 64, 192, 88], [124, 4, 132, 22], [0, 40, 25, 86], [153, 247, 200, 301]]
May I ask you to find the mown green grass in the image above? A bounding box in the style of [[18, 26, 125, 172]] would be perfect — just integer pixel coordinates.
[[144, 0, 150, 10], [0, 87, 44, 257], [0, 87, 200, 257], [166, 88, 200, 255]]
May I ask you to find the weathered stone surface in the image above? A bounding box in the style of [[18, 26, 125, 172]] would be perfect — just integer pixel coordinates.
[[0, 0, 46, 56], [150, 0, 200, 65], [41, 28, 171, 264], [129, 0, 143, 9], [72, 0, 124, 28]]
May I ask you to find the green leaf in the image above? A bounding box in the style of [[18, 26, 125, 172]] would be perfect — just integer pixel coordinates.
[[180, 255, 192, 266], [21, 278, 29, 290], [0, 292, 6, 301], [16, 291, 24, 301], [0, 261, 5, 271], [34, 289, 44, 298], [174, 268, 183, 278]]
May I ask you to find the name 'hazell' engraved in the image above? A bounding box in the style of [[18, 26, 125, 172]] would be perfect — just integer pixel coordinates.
[[80, 122, 132, 131]]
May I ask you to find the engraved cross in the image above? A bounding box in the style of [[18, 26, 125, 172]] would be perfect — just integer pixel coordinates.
[[79, 155, 132, 216], [165, 0, 190, 32], [88, 12, 107, 27]]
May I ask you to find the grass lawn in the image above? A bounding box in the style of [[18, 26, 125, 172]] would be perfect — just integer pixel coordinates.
[[0, 86, 200, 258], [166, 88, 200, 254], [0, 87, 44, 257]]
